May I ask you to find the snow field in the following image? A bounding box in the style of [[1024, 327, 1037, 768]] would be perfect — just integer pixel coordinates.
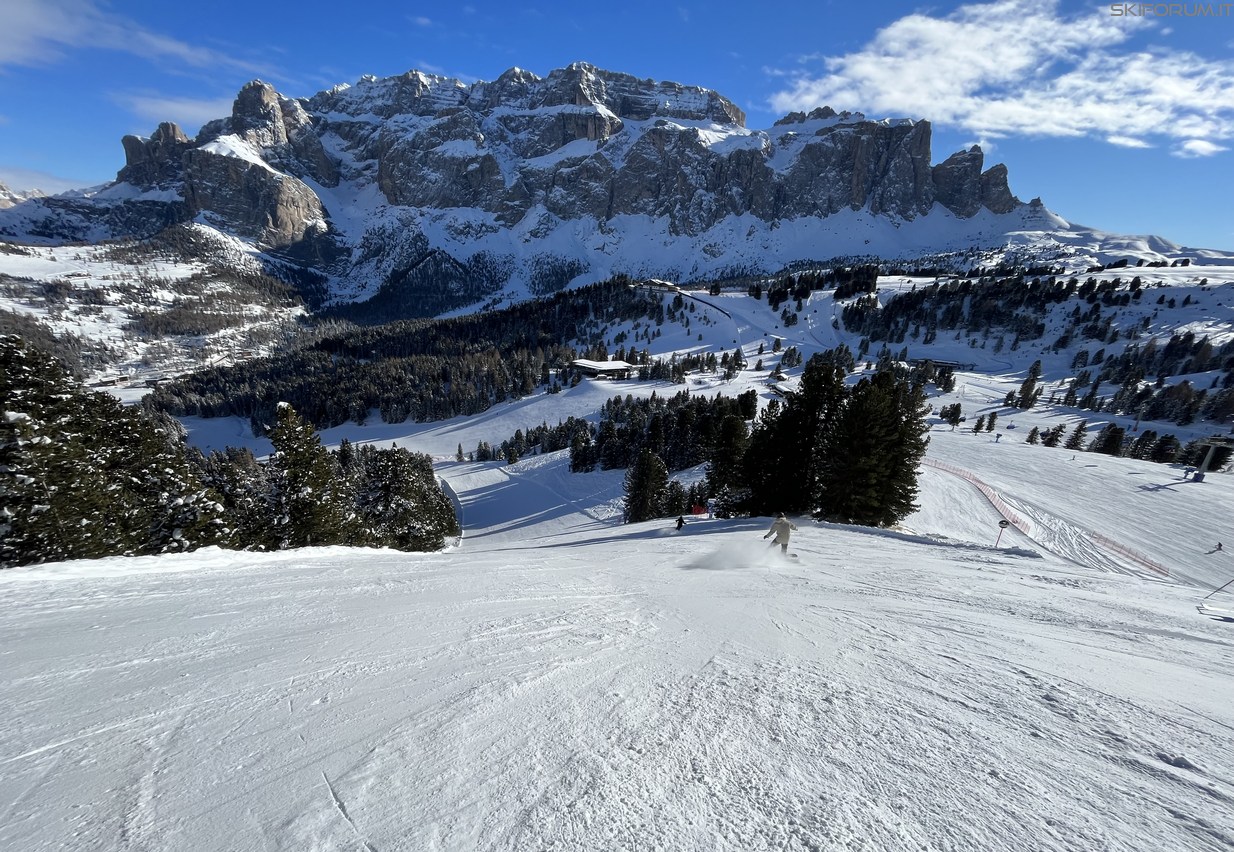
[[2, 482, 1231, 851], [4, 215, 1234, 849]]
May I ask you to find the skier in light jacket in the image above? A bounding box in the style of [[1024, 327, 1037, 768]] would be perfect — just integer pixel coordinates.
[[764, 513, 797, 556]]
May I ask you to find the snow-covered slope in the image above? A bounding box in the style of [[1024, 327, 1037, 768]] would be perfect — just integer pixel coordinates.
[[2, 418, 1232, 851], [6, 278, 1234, 848]]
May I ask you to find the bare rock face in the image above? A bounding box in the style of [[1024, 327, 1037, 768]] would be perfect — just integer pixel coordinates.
[[376, 109, 504, 209], [118, 122, 191, 188], [980, 164, 1020, 214], [4, 62, 1033, 275], [183, 148, 327, 248], [231, 81, 288, 147], [217, 81, 339, 187], [111, 66, 1024, 243], [932, 146, 985, 218]]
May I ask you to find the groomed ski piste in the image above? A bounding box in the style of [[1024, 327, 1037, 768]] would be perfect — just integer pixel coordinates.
[[4, 401, 1234, 851], [4, 283, 1234, 851]]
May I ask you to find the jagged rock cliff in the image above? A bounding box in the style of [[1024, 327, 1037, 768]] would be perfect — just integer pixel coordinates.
[[0, 61, 1032, 312]]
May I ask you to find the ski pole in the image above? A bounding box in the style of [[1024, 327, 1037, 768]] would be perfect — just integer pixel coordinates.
[[1202, 576, 1234, 601]]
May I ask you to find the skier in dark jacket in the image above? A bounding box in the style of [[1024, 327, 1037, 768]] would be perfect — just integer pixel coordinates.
[[676, 515, 686, 531], [764, 513, 797, 555]]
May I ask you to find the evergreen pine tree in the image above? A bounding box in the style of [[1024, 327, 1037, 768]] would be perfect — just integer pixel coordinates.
[[1, 338, 107, 564], [663, 480, 688, 517], [194, 447, 275, 549], [1016, 360, 1043, 408], [623, 449, 669, 523], [743, 355, 847, 515], [1025, 426, 1041, 444], [267, 403, 356, 548], [813, 371, 929, 526], [354, 448, 459, 550], [1088, 424, 1126, 456], [1041, 424, 1066, 448], [1064, 421, 1088, 450], [705, 414, 750, 494], [1149, 434, 1182, 463], [1, 337, 223, 565], [939, 403, 962, 430], [569, 427, 596, 472]]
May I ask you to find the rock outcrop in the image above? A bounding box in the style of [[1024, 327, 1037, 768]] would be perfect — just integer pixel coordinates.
[[111, 85, 336, 247], [118, 122, 191, 188], [980, 164, 1019, 214], [303, 63, 1016, 232], [932, 146, 985, 218], [182, 148, 326, 248], [0, 62, 1030, 276]]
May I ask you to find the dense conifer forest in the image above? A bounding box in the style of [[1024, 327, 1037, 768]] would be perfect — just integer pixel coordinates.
[[151, 278, 669, 432], [0, 337, 458, 566]]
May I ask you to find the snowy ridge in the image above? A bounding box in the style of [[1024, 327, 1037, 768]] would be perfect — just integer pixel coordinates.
[[199, 135, 279, 172], [2, 61, 1232, 314]]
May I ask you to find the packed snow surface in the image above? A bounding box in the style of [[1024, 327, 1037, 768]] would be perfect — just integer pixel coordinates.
[[5, 262, 1234, 851], [3, 418, 1233, 850]]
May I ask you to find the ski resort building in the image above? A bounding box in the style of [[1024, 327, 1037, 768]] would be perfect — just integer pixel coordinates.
[[571, 359, 637, 379]]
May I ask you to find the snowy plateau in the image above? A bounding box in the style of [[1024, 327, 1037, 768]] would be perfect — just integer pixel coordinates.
[[3, 284, 1234, 851], [3, 61, 1234, 852]]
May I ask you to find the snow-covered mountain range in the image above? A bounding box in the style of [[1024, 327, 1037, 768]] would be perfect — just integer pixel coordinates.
[[0, 180, 42, 211], [2, 62, 1231, 316]]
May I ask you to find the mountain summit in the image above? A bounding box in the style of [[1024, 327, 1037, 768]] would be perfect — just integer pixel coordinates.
[[112, 62, 1021, 241], [0, 62, 1213, 316]]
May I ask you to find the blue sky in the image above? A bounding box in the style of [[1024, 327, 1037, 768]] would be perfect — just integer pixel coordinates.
[[1, 0, 1232, 248]]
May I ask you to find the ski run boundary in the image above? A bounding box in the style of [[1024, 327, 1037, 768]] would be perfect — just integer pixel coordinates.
[[924, 458, 1171, 579]]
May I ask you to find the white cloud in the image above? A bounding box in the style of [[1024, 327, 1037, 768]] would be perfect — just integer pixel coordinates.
[[0, 165, 98, 194], [0, 0, 270, 77], [1174, 139, 1228, 158], [1107, 135, 1152, 149], [112, 94, 237, 134], [963, 137, 996, 154], [411, 16, 432, 27], [769, 0, 1234, 153]]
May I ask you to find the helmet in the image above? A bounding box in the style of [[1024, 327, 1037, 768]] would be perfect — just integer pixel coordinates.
[[777, 512, 785, 519]]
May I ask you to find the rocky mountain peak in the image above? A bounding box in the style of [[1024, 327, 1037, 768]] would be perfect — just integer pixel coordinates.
[[980, 163, 1019, 214], [0, 179, 42, 210], [2, 61, 1045, 303], [118, 121, 191, 187], [231, 80, 287, 147]]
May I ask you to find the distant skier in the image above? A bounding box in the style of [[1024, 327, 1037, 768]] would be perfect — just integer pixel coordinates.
[[764, 512, 798, 556], [675, 515, 686, 532], [1218, 542, 1224, 552]]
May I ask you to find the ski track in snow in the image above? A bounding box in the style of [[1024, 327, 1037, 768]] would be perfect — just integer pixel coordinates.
[[5, 303, 1234, 852], [3, 488, 1233, 851]]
